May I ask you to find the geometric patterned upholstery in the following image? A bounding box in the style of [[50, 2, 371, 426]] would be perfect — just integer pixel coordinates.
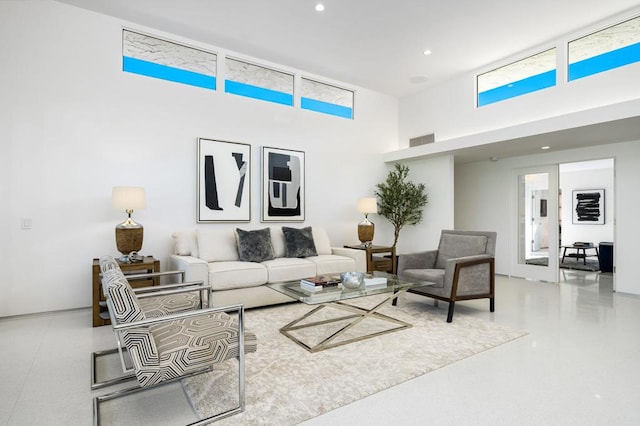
[[105, 278, 161, 383], [106, 277, 146, 324], [139, 292, 203, 319], [99, 256, 258, 389], [139, 313, 257, 387]]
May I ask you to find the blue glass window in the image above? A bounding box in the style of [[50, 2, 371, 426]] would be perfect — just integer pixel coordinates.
[[225, 58, 293, 106], [477, 49, 556, 107], [122, 30, 217, 90], [301, 78, 354, 119], [568, 16, 640, 81]]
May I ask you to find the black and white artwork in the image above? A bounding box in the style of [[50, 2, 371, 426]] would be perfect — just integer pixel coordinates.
[[197, 138, 250, 222], [261, 146, 305, 222], [572, 189, 604, 225]]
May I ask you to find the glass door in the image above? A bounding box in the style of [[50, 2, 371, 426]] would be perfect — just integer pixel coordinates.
[[510, 165, 559, 282]]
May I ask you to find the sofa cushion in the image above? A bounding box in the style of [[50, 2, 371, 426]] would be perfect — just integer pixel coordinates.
[[172, 230, 198, 257], [197, 228, 239, 262], [282, 226, 318, 258], [208, 261, 268, 291], [236, 228, 275, 263], [262, 257, 317, 283], [435, 234, 488, 269], [311, 227, 332, 255], [307, 254, 356, 275]]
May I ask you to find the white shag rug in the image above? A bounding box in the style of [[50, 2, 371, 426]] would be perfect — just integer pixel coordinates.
[[182, 294, 527, 425]]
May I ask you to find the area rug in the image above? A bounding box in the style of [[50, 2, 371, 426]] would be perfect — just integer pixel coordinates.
[[182, 294, 527, 425], [525, 256, 600, 271]]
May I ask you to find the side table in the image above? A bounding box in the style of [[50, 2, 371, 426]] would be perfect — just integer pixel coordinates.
[[344, 244, 397, 274], [92, 256, 160, 327], [561, 244, 599, 265]]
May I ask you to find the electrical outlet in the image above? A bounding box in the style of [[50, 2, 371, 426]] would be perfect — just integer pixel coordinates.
[[21, 218, 32, 230]]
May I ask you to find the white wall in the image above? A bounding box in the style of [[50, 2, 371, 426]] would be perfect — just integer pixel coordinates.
[[560, 165, 614, 246], [398, 8, 640, 146], [395, 7, 640, 294], [378, 155, 455, 255], [0, 1, 399, 317], [455, 140, 640, 295]]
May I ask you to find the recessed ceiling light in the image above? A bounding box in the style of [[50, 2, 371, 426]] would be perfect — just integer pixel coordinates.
[[315, 3, 325, 12], [423, 49, 432, 56], [541, 146, 551, 150]]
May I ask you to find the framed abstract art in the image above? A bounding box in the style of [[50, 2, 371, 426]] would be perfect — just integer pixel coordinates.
[[261, 146, 305, 222], [197, 138, 251, 222], [572, 189, 604, 225]]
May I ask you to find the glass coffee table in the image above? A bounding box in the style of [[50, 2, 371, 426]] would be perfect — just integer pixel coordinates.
[[267, 272, 425, 353]]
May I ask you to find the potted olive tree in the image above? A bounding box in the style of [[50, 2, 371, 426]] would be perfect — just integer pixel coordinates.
[[375, 163, 428, 248]]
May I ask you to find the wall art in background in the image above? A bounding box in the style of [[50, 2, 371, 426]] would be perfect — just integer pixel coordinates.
[[572, 189, 604, 225], [197, 138, 250, 222], [261, 147, 305, 222]]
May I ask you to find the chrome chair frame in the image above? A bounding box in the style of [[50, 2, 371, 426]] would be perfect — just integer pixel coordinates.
[[93, 303, 246, 426], [91, 269, 211, 390]]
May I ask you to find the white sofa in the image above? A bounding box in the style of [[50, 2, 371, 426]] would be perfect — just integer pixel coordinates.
[[168, 226, 366, 308]]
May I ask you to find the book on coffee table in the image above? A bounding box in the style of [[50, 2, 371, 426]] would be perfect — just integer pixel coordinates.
[[300, 275, 341, 292], [301, 275, 341, 286], [364, 275, 387, 287]]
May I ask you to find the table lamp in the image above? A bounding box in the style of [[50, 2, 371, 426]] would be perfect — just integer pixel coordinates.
[[357, 197, 377, 247], [112, 186, 146, 262]]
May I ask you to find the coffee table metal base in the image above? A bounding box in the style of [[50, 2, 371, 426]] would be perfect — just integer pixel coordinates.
[[279, 289, 411, 353]]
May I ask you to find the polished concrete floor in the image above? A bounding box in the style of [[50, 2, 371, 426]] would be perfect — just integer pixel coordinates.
[[2, 271, 639, 425]]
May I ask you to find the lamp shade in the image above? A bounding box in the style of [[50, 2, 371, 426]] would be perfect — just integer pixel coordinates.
[[112, 187, 146, 211], [357, 197, 377, 214]]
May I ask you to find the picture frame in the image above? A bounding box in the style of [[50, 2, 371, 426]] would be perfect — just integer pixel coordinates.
[[197, 138, 251, 222], [261, 146, 305, 222], [572, 189, 604, 225]]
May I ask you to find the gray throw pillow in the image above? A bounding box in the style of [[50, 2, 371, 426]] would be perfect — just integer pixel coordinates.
[[236, 228, 275, 263], [282, 226, 318, 258]]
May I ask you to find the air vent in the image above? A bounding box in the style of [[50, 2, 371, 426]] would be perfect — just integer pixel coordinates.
[[409, 133, 435, 147]]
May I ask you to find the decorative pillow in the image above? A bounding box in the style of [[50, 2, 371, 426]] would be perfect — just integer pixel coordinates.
[[172, 230, 198, 257], [282, 226, 318, 258], [236, 228, 276, 263], [270, 227, 286, 258], [311, 227, 332, 255]]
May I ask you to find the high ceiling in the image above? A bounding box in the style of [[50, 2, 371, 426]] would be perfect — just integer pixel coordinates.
[[56, 0, 639, 97]]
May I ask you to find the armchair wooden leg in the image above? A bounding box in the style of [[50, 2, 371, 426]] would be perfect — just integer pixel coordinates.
[[490, 297, 495, 312], [446, 302, 455, 323]]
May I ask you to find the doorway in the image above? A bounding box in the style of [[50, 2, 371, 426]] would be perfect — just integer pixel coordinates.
[[510, 165, 559, 282], [558, 158, 615, 287], [510, 159, 615, 286]]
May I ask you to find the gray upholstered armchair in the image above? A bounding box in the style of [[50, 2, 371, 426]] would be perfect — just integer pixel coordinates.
[[397, 230, 496, 322]]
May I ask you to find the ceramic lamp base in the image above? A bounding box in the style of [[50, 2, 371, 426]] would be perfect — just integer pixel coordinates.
[[115, 224, 143, 256], [358, 219, 374, 246]]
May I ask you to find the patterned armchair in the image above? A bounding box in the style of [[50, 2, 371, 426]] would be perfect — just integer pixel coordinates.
[[397, 230, 496, 322], [92, 257, 212, 389], [93, 257, 257, 425]]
